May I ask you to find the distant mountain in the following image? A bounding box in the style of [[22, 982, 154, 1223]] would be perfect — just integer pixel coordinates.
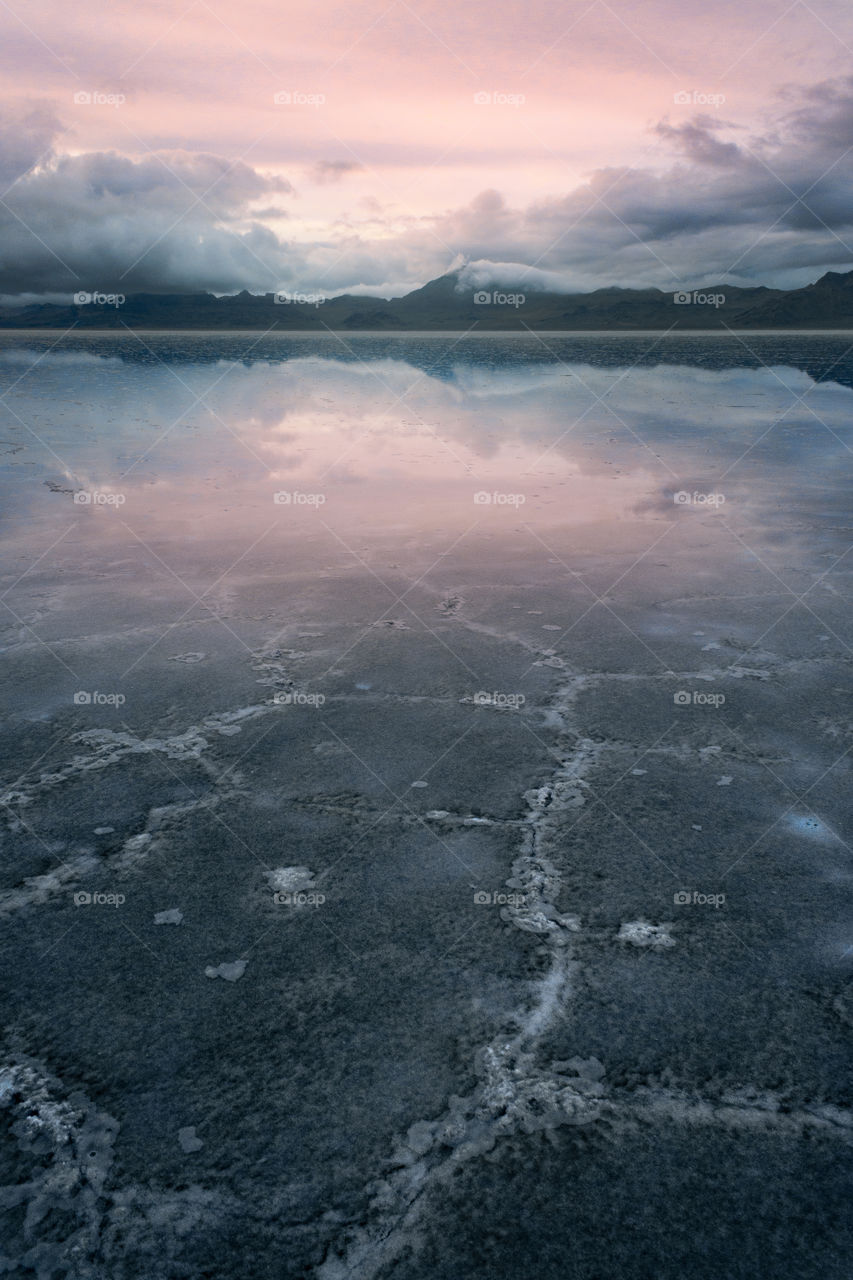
[[2, 268, 853, 330]]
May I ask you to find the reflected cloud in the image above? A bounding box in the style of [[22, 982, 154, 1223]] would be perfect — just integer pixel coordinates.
[[0, 336, 851, 555]]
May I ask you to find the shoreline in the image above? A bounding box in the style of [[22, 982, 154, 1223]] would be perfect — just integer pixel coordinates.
[[0, 328, 852, 337]]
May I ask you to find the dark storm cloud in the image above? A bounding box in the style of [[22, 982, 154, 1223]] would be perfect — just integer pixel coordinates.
[[447, 77, 853, 291], [0, 108, 299, 295]]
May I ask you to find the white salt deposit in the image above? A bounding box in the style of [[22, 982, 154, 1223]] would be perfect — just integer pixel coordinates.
[[154, 908, 183, 925], [204, 960, 247, 981], [177, 1126, 204, 1153], [617, 920, 675, 949], [265, 867, 316, 893]]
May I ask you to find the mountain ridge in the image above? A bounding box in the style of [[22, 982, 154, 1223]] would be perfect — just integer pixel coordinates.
[[1, 268, 852, 329]]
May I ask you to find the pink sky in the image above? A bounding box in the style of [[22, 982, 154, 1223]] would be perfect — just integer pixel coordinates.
[[1, 0, 853, 297]]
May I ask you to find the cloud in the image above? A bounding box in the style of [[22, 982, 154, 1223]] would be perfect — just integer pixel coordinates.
[[311, 79, 853, 293], [454, 260, 583, 293], [424, 78, 853, 289], [0, 118, 302, 294], [310, 160, 364, 184], [652, 115, 746, 168], [2, 77, 853, 300], [0, 101, 65, 187]]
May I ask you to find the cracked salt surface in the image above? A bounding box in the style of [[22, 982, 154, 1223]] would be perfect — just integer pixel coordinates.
[[0, 702, 300, 912], [318, 688, 604, 1278], [0, 702, 283, 817], [0, 853, 100, 916], [316, 637, 851, 1277], [3, 347, 853, 1279], [0, 1051, 230, 1272]]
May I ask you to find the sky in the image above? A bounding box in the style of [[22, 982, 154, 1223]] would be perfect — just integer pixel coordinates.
[[1, 0, 853, 301]]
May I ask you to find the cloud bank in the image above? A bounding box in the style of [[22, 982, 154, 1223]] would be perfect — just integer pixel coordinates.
[[0, 75, 852, 299]]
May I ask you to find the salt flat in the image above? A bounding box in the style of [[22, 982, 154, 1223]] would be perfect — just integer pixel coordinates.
[[1, 333, 851, 1279]]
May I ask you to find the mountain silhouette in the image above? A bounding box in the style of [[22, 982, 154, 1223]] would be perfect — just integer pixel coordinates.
[[2, 268, 853, 330]]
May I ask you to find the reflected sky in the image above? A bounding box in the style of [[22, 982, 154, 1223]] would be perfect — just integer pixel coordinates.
[[0, 335, 852, 574], [1, 334, 851, 951]]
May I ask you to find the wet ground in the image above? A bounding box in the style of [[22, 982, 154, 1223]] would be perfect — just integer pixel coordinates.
[[1, 332, 851, 1278]]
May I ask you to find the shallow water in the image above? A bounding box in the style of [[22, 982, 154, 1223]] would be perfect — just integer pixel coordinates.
[[1, 333, 851, 1279]]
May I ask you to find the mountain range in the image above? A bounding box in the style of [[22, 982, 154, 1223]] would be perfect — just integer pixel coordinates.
[[2, 268, 853, 330]]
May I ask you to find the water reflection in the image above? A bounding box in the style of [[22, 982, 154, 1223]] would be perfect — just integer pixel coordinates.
[[1, 337, 851, 560]]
